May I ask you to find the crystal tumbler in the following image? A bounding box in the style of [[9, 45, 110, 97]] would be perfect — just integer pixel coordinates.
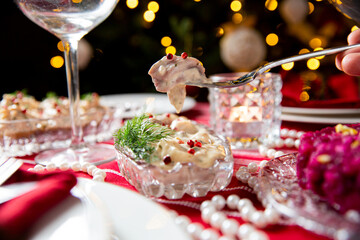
[[208, 72, 282, 149]]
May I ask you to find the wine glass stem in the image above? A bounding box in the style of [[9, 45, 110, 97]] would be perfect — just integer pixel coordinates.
[[63, 38, 85, 149]]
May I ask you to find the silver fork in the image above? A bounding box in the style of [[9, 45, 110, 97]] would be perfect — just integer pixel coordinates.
[[188, 43, 360, 88], [0, 157, 23, 185]]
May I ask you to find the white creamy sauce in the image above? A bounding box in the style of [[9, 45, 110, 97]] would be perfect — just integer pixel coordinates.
[[148, 54, 211, 113], [149, 114, 226, 169]]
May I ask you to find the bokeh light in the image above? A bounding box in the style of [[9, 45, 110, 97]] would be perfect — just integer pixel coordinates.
[[314, 47, 325, 59], [299, 48, 310, 54], [299, 91, 310, 102], [308, 2, 314, 14], [148, 1, 159, 13], [281, 62, 294, 71], [265, 0, 278, 11], [144, 10, 155, 22], [215, 27, 224, 37], [161, 36, 172, 47], [165, 46, 176, 55], [57, 41, 64, 52], [126, 0, 138, 9], [230, 0, 242, 12], [50, 56, 64, 68], [266, 33, 279, 46], [352, 25, 359, 32], [307, 58, 320, 70], [232, 13, 243, 24], [309, 37, 322, 49]]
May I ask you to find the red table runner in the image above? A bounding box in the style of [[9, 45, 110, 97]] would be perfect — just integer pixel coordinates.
[[17, 102, 332, 240]]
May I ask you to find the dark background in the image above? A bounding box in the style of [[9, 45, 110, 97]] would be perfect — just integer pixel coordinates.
[[0, 0, 355, 101]]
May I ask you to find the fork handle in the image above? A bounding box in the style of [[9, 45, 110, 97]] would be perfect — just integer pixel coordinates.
[[258, 43, 360, 74]]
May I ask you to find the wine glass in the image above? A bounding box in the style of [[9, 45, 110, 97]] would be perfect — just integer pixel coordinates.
[[15, 0, 119, 165]]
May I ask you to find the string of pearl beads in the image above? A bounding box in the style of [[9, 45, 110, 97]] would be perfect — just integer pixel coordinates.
[[258, 128, 304, 158], [28, 161, 106, 181]]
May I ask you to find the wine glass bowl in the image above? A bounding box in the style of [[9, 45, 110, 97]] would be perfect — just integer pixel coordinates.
[[14, 0, 119, 165], [17, 0, 118, 41]]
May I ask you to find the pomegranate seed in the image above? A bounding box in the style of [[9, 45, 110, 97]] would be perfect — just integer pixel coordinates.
[[187, 140, 194, 148], [166, 113, 170, 118], [181, 52, 188, 59], [17, 92, 23, 99], [195, 141, 202, 147], [56, 107, 61, 113], [21, 109, 27, 114], [163, 155, 172, 165], [149, 114, 153, 118], [188, 148, 195, 154], [166, 53, 173, 60]]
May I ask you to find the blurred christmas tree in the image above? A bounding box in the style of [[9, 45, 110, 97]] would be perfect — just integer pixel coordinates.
[[2, 0, 359, 102], [90, 0, 357, 103]]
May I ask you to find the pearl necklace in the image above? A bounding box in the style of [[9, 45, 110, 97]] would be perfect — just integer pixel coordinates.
[[170, 128, 304, 240], [28, 161, 107, 181], [258, 128, 303, 158]]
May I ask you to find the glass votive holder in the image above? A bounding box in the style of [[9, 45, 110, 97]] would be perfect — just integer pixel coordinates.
[[208, 72, 282, 149]]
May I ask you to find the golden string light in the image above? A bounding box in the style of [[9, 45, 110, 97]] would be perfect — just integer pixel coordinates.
[[50, 56, 64, 68], [144, 10, 155, 22], [281, 62, 294, 71], [307, 58, 320, 70], [266, 33, 279, 46], [308, 2, 315, 14], [161, 36, 172, 47], [230, 0, 242, 12], [309, 37, 322, 49], [232, 13, 243, 24], [148, 1, 159, 13], [165, 46, 176, 55], [126, 0, 138, 9], [265, 0, 278, 11], [314, 47, 325, 59]]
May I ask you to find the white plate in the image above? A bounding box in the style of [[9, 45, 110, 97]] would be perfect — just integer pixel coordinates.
[[29, 180, 112, 240], [76, 178, 190, 240], [27, 178, 189, 240], [281, 113, 360, 124], [100, 93, 196, 117], [282, 106, 360, 115]]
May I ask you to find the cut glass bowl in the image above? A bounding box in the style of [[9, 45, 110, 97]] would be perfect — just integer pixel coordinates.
[[258, 153, 360, 240], [114, 123, 234, 199], [0, 106, 123, 157]]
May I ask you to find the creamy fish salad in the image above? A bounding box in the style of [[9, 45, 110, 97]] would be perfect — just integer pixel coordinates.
[[148, 53, 211, 113], [114, 113, 226, 170]]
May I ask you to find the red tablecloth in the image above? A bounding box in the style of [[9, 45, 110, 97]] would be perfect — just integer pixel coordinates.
[[17, 102, 332, 240]]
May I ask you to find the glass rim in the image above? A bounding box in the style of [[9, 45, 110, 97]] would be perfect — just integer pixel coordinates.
[[209, 72, 281, 82]]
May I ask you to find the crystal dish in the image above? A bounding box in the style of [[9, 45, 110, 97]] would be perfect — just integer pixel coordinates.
[[0, 106, 123, 157], [258, 153, 360, 240], [114, 122, 234, 199]]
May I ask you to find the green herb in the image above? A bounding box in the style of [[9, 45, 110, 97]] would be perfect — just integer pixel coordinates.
[[81, 92, 93, 100], [45, 91, 57, 99], [9, 89, 28, 96], [114, 114, 174, 162]]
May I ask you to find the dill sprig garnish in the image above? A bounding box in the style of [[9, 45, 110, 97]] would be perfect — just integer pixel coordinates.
[[114, 114, 174, 162]]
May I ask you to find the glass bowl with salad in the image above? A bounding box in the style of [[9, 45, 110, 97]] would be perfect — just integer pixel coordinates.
[[0, 91, 123, 156], [113, 113, 234, 199]]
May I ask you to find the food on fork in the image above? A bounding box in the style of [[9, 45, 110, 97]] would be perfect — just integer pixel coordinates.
[[296, 123, 360, 213], [148, 52, 211, 113]]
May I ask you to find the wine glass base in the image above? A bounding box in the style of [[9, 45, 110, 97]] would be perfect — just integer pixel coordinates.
[[35, 143, 116, 166]]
